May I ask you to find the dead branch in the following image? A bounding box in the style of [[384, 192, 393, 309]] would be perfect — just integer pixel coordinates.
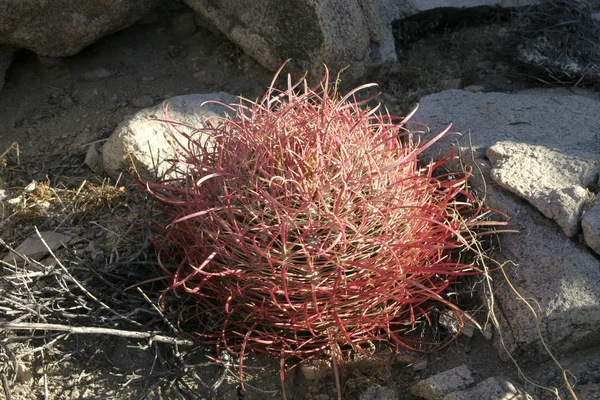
[[0, 322, 195, 347]]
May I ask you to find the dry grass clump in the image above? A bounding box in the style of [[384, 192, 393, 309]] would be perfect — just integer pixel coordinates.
[[2, 179, 125, 225], [139, 65, 503, 397], [511, 0, 600, 86]]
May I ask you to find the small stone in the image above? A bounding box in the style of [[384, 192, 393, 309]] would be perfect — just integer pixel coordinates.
[[412, 359, 428, 371], [24, 180, 37, 192], [80, 67, 115, 82], [171, 12, 197, 36], [132, 95, 154, 108], [2, 231, 71, 265], [439, 78, 462, 90], [16, 363, 32, 383], [463, 85, 485, 92], [84, 143, 103, 174], [443, 376, 531, 400], [359, 384, 399, 400], [6, 195, 23, 207], [482, 324, 493, 340], [410, 365, 474, 400]]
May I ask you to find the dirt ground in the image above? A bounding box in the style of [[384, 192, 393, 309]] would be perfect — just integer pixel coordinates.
[[0, 3, 595, 400]]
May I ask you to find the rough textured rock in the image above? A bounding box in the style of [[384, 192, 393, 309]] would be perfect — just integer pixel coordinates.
[[102, 93, 238, 181], [0, 46, 15, 92], [410, 365, 474, 400], [0, 0, 158, 57], [442, 376, 532, 400], [582, 199, 600, 255], [414, 88, 600, 360], [2, 231, 71, 266], [186, 0, 536, 79], [186, 0, 374, 80], [359, 384, 399, 400], [486, 141, 599, 237]]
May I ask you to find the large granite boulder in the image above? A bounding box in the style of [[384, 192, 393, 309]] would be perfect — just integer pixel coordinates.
[[185, 0, 537, 80], [0, 0, 158, 57], [413, 88, 600, 360]]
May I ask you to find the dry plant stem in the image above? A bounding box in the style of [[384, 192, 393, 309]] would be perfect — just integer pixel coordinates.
[[0, 372, 12, 400], [136, 287, 180, 335], [0, 142, 20, 165], [496, 263, 578, 400], [33, 226, 141, 326], [471, 228, 575, 399], [0, 322, 195, 346], [41, 349, 48, 400]]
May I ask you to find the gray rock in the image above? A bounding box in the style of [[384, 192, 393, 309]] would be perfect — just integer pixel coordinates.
[[359, 384, 399, 400], [2, 231, 71, 266], [414, 89, 600, 360], [582, 198, 600, 255], [102, 93, 238, 181], [486, 141, 599, 237], [443, 376, 532, 400], [410, 365, 474, 400], [0, 46, 15, 92], [0, 0, 158, 57], [185, 0, 536, 80], [84, 143, 103, 174], [185, 0, 374, 81]]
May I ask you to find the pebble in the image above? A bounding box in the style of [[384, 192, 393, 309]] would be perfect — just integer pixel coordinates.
[[411, 365, 474, 400], [482, 324, 493, 340], [132, 95, 154, 108], [16, 363, 32, 383], [412, 358, 428, 371], [80, 67, 115, 82]]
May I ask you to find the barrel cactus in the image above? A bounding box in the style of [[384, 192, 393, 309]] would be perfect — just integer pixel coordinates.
[[140, 65, 498, 396]]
